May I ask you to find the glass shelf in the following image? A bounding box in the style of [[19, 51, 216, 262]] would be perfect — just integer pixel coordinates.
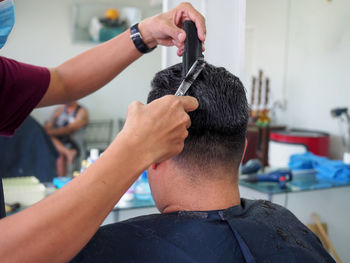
[[115, 198, 155, 211], [239, 172, 350, 195]]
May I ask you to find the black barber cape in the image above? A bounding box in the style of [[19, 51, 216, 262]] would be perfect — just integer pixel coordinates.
[[71, 199, 334, 263]]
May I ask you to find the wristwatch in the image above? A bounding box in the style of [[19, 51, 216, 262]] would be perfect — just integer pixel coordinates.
[[130, 23, 156, 54]]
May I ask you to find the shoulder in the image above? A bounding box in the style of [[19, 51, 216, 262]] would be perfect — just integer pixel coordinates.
[[231, 199, 334, 262], [241, 198, 296, 217], [0, 56, 49, 81], [72, 212, 245, 263], [237, 198, 309, 234], [76, 106, 88, 117], [0, 56, 21, 77], [97, 213, 171, 239], [72, 214, 168, 262], [89, 213, 167, 244], [0, 57, 50, 136]]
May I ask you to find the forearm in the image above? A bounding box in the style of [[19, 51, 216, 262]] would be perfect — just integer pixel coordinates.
[[44, 122, 53, 129], [37, 2, 206, 107], [48, 116, 88, 137], [39, 30, 142, 106], [48, 126, 74, 137], [0, 132, 148, 263], [58, 30, 140, 99]]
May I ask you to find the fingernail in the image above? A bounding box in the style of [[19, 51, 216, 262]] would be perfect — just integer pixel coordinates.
[[178, 33, 184, 41]]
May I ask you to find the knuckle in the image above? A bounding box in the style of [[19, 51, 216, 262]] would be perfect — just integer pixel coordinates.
[[164, 94, 172, 99], [178, 142, 185, 152], [187, 118, 192, 128], [181, 2, 192, 7], [128, 101, 141, 111], [182, 114, 190, 125], [170, 98, 182, 110], [128, 101, 136, 110], [163, 94, 173, 102], [183, 129, 189, 139], [174, 99, 182, 108]]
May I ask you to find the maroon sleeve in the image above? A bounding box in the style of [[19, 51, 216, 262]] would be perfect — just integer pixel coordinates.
[[0, 56, 50, 136]]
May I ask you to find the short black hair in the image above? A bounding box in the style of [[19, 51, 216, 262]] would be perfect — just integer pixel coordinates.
[[148, 63, 249, 175]]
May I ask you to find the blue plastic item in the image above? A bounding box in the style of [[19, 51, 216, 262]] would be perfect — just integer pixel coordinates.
[[53, 176, 72, 189], [134, 171, 152, 201], [241, 159, 262, 174], [243, 169, 292, 189]]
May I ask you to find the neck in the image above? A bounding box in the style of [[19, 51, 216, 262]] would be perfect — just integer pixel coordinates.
[[161, 169, 240, 213]]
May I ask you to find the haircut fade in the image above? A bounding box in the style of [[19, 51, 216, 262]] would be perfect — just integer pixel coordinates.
[[148, 63, 249, 174]]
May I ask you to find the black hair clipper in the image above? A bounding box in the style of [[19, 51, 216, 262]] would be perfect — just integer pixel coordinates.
[[175, 21, 205, 96]]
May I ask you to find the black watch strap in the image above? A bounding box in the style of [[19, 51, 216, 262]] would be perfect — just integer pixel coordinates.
[[130, 23, 156, 54]]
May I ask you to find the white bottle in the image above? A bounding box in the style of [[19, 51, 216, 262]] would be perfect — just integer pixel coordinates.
[[87, 148, 99, 165]]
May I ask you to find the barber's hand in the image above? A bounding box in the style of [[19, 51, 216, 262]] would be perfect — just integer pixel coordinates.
[[119, 95, 198, 164], [138, 2, 206, 56]]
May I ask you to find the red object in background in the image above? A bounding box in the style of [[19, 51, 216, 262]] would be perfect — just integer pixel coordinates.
[[269, 129, 330, 157]]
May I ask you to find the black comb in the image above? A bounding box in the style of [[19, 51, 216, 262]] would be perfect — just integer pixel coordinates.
[[182, 20, 204, 76]]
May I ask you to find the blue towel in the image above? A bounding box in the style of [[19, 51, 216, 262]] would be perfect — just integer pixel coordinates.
[[289, 152, 350, 182]]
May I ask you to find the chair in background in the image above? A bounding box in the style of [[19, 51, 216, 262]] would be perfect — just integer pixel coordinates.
[[83, 119, 114, 157]]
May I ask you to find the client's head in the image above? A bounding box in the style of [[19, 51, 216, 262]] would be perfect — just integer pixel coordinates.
[[147, 62, 249, 212]]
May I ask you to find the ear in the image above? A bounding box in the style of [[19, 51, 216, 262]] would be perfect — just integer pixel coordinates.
[[240, 138, 248, 163], [149, 160, 169, 173]]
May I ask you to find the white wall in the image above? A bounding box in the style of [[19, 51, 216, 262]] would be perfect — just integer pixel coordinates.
[[286, 0, 350, 159], [245, 0, 350, 159], [244, 0, 289, 119], [1, 0, 161, 135], [163, 0, 246, 77]]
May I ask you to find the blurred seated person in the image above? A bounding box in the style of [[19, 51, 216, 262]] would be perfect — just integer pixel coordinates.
[[71, 64, 334, 263], [45, 101, 88, 177]]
